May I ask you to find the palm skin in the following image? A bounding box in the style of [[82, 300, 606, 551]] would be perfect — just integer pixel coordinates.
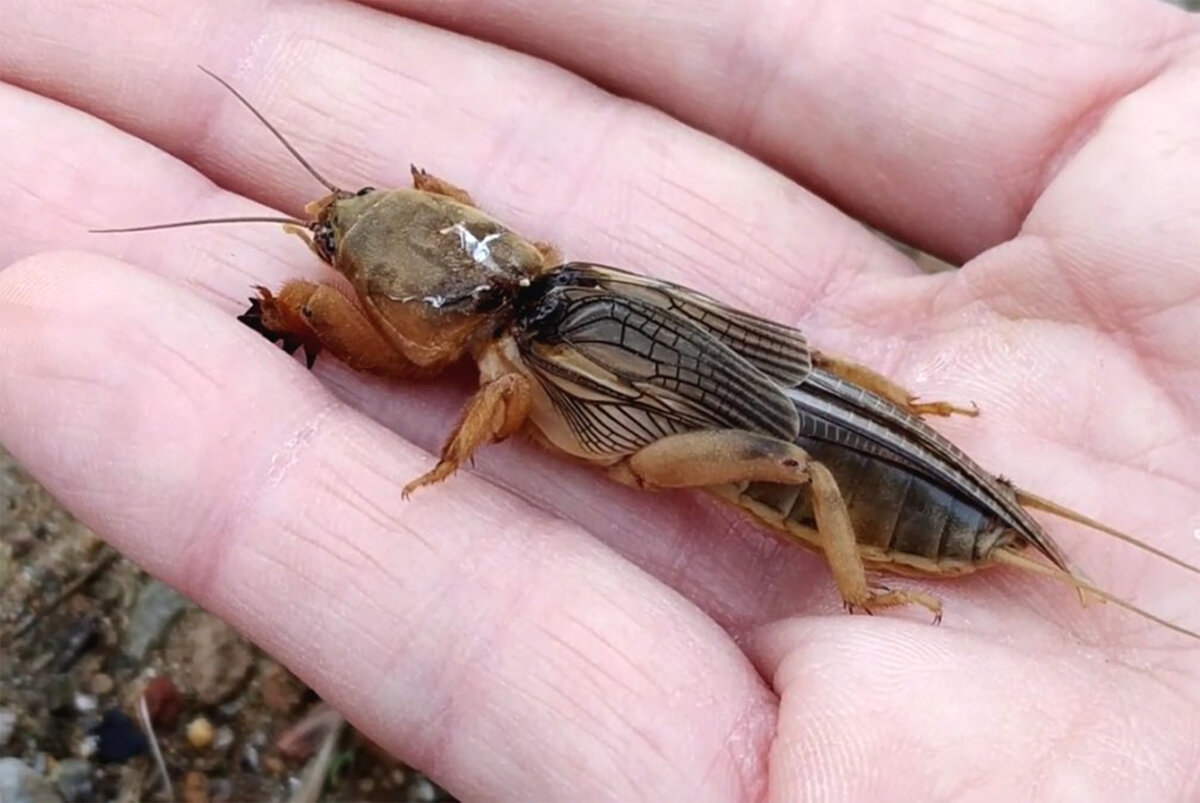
[[2, 0, 1199, 799]]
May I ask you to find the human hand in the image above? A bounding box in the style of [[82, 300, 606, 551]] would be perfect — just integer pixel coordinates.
[[2, 0, 1198, 799]]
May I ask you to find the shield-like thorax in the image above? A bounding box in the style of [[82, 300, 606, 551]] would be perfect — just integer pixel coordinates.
[[328, 189, 546, 367]]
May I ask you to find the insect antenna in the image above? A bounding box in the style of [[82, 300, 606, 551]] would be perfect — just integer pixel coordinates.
[[196, 65, 340, 194], [992, 548, 1200, 641], [1015, 487, 1200, 577], [92, 67, 340, 236], [91, 216, 306, 234]]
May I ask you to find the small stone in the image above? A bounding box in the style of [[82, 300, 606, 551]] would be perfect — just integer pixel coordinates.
[[0, 758, 62, 803], [45, 674, 73, 714], [240, 743, 260, 773], [181, 770, 209, 803], [358, 777, 375, 794], [142, 676, 182, 728], [76, 736, 98, 759], [114, 763, 146, 803], [208, 777, 232, 802], [51, 758, 94, 803], [0, 541, 15, 587], [259, 663, 304, 713], [91, 710, 148, 764], [216, 697, 245, 718], [409, 775, 437, 802], [166, 612, 254, 706], [123, 581, 189, 661], [88, 673, 114, 696], [72, 694, 96, 714], [52, 617, 99, 672], [262, 755, 284, 776], [0, 708, 17, 746], [187, 717, 214, 750], [213, 726, 234, 752]]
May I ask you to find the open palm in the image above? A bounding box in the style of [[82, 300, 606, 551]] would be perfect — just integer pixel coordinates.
[[2, 0, 1199, 799]]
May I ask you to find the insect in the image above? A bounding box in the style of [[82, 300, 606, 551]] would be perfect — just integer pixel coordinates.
[[96, 68, 1200, 640]]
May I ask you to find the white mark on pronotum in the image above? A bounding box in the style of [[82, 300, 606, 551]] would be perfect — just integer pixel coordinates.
[[421, 284, 492, 309], [441, 222, 502, 267]]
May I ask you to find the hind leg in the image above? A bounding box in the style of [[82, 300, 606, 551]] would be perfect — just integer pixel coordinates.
[[813, 350, 978, 418], [805, 462, 943, 621], [610, 430, 943, 621]]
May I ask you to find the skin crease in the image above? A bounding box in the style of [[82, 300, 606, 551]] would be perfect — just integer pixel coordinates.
[[0, 0, 1199, 799]]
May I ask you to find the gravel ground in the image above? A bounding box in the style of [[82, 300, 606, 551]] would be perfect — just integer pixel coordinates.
[[0, 446, 454, 803]]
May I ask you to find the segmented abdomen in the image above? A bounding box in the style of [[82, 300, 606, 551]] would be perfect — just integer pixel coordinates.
[[733, 436, 1015, 574]]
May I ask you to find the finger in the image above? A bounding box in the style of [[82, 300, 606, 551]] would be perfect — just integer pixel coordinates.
[[964, 55, 1200, 412], [0, 82, 316, 308], [0, 252, 777, 800], [378, 0, 1195, 262], [748, 618, 1198, 797], [1, 0, 922, 327], [0, 79, 854, 635]]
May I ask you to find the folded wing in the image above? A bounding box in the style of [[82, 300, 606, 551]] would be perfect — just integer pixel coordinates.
[[517, 265, 808, 456]]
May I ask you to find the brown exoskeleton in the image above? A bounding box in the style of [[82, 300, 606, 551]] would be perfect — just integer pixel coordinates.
[[97, 69, 1200, 640]]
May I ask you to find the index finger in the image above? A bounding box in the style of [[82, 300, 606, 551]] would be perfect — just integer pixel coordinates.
[[382, 0, 1195, 262]]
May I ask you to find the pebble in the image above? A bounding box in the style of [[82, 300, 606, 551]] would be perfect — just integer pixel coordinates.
[[71, 694, 96, 714], [187, 716, 214, 750], [76, 736, 98, 759], [181, 770, 210, 803], [0, 540, 14, 587], [51, 758, 94, 803], [51, 617, 99, 673], [123, 581, 189, 661], [45, 675, 73, 714], [142, 675, 182, 728], [241, 743, 260, 773], [214, 725, 234, 752], [0, 758, 63, 803], [408, 775, 438, 802], [208, 777, 233, 801], [0, 708, 17, 746], [167, 612, 254, 705], [87, 673, 113, 696], [90, 709, 148, 764], [259, 663, 304, 713]]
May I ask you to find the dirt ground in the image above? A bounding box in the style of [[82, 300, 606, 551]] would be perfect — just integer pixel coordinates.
[[0, 446, 454, 803]]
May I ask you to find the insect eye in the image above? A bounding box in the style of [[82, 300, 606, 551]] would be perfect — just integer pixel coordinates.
[[355, 186, 375, 196], [311, 223, 337, 260]]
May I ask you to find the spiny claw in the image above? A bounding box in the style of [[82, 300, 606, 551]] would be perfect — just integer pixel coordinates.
[[908, 397, 980, 418], [402, 461, 457, 499], [236, 287, 319, 369]]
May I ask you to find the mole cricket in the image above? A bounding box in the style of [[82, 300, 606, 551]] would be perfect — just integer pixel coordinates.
[[96, 68, 1200, 640]]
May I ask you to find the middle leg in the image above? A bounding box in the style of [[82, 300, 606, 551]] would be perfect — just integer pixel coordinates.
[[812, 350, 978, 419], [402, 373, 533, 497]]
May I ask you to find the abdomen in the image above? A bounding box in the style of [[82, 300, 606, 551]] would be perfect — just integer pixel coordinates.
[[719, 436, 1016, 577]]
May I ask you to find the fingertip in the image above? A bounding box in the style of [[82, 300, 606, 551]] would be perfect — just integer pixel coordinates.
[[1, 249, 128, 302]]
